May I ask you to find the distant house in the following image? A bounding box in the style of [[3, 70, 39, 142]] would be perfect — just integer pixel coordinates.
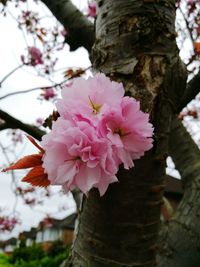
[[0, 237, 17, 255], [18, 227, 37, 247], [0, 213, 77, 254], [35, 213, 77, 251]]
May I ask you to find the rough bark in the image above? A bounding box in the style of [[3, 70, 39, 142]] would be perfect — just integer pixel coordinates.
[[158, 117, 200, 267], [41, 0, 95, 52], [68, 1, 187, 267]]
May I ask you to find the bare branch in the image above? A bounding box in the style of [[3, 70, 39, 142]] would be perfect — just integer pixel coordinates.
[[41, 0, 95, 52], [178, 69, 200, 111], [169, 116, 200, 187], [0, 110, 45, 141], [0, 123, 8, 131], [0, 64, 24, 87], [0, 66, 91, 100], [0, 85, 55, 101]]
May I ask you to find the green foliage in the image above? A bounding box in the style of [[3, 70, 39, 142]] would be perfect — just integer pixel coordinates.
[[6, 241, 70, 267], [0, 253, 12, 267], [9, 243, 44, 264], [46, 240, 66, 257], [12, 252, 67, 267]]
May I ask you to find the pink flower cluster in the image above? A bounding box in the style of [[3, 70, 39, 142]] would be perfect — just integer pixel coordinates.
[[40, 88, 57, 101], [0, 216, 18, 232], [21, 47, 44, 66], [41, 74, 153, 196], [87, 2, 96, 18], [28, 47, 43, 66]]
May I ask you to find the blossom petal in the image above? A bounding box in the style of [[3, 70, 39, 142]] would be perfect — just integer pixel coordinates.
[[96, 174, 118, 196], [75, 165, 101, 194], [53, 161, 78, 185]]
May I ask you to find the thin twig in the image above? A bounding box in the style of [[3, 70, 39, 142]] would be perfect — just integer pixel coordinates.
[[0, 64, 24, 87], [0, 66, 91, 100]]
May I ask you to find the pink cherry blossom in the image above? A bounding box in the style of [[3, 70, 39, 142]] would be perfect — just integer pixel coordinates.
[[28, 46, 44, 66], [41, 118, 118, 196], [61, 28, 68, 37], [3, 73, 153, 196], [36, 117, 44, 126], [0, 216, 19, 232], [87, 2, 96, 18], [41, 88, 57, 101], [40, 74, 154, 195], [56, 73, 124, 125], [98, 97, 153, 169]]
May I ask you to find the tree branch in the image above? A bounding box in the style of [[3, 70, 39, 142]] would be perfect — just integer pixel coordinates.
[[0, 64, 24, 87], [0, 66, 91, 100], [158, 117, 200, 267], [178, 69, 200, 112], [0, 110, 45, 141], [169, 117, 200, 188], [0, 123, 8, 131], [41, 0, 95, 52]]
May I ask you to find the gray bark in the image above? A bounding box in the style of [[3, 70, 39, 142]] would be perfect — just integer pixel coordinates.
[[158, 117, 200, 267]]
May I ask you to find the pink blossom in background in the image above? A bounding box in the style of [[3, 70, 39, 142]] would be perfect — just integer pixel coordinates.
[[41, 88, 57, 100], [36, 117, 44, 126], [0, 216, 19, 232], [87, 1, 96, 18], [42, 118, 118, 196], [7, 130, 23, 145], [61, 28, 68, 37], [28, 46, 44, 66]]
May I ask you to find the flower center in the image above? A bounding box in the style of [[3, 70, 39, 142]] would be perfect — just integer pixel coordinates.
[[65, 156, 82, 162], [113, 128, 124, 136], [88, 96, 102, 114]]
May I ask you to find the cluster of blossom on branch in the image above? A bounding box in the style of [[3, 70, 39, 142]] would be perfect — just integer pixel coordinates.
[[0, 214, 19, 232], [87, 1, 96, 18], [1, 0, 67, 76], [2, 74, 153, 195], [3, 74, 153, 196]]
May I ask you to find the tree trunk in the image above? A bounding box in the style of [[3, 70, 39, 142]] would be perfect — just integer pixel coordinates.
[[67, 1, 187, 266]]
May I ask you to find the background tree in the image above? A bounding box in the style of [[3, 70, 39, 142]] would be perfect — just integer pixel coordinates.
[[1, 0, 200, 267]]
